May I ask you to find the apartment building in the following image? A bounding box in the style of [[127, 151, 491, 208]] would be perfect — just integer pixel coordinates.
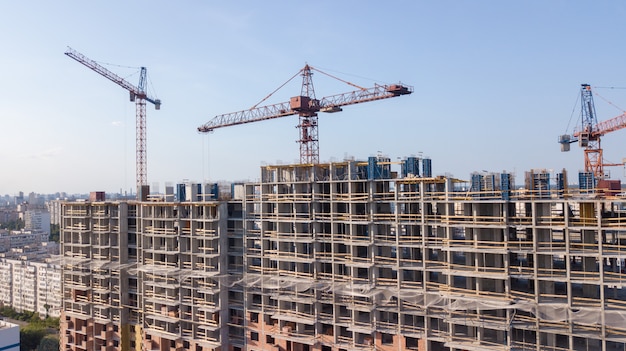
[[60, 200, 227, 351], [0, 259, 62, 318], [48, 199, 63, 226], [24, 210, 51, 234], [33, 261, 63, 318], [60, 156, 626, 351], [0, 229, 49, 252], [11, 260, 37, 314], [0, 260, 12, 306]]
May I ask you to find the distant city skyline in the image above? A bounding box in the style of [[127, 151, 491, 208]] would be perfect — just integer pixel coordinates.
[[2, 1, 626, 194]]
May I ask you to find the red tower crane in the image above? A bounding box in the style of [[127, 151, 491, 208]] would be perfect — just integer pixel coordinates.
[[65, 47, 161, 195], [198, 64, 412, 164], [559, 84, 626, 179]]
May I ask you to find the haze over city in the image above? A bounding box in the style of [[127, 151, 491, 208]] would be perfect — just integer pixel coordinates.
[[2, 1, 626, 195]]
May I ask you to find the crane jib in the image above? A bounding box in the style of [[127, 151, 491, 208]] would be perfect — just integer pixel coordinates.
[[197, 63, 412, 164], [65, 46, 161, 196]]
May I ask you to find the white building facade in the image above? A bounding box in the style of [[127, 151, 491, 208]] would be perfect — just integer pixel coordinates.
[[24, 210, 51, 235], [0, 259, 62, 318], [34, 261, 62, 318]]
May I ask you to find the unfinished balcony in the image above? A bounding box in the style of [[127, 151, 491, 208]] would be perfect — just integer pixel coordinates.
[[271, 322, 316, 347], [270, 287, 315, 305], [376, 267, 398, 287], [348, 310, 374, 334], [397, 224, 423, 246], [445, 329, 508, 351], [338, 293, 375, 313], [374, 246, 397, 267], [272, 301, 315, 325], [398, 313, 425, 339], [399, 269, 424, 291], [345, 245, 373, 268], [185, 219, 218, 238], [446, 310, 510, 332], [92, 305, 111, 323], [64, 300, 92, 318], [373, 224, 397, 245], [144, 316, 180, 340]]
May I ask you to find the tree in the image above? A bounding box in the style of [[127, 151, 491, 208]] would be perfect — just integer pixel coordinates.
[[1, 218, 24, 230], [37, 335, 59, 351], [49, 224, 59, 243], [20, 325, 45, 351]]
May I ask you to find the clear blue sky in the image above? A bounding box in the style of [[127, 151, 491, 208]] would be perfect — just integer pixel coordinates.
[[1, 1, 626, 195]]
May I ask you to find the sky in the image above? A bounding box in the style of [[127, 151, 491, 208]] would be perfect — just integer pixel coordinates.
[[2, 1, 626, 195]]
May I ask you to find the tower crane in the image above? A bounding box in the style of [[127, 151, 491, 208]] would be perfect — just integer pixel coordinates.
[[559, 84, 626, 179], [65, 47, 161, 195], [198, 64, 412, 164]]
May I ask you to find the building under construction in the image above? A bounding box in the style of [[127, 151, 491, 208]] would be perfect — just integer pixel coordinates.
[[60, 155, 626, 351]]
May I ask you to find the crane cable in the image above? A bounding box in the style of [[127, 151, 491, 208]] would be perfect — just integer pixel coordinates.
[[95, 59, 142, 84], [249, 64, 371, 110], [565, 90, 580, 134], [310, 66, 367, 91], [587, 86, 626, 169], [565, 86, 626, 134], [147, 75, 159, 100], [591, 87, 626, 114], [97, 59, 159, 99], [249, 69, 302, 110]]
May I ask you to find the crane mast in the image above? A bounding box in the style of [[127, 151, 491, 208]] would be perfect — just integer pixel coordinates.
[[296, 65, 320, 164], [579, 84, 603, 178], [198, 64, 412, 164], [65, 47, 161, 195]]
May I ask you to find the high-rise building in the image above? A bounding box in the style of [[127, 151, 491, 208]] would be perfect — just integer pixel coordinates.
[[60, 157, 626, 351], [0, 259, 62, 318], [24, 210, 51, 234], [48, 199, 64, 225], [61, 200, 227, 351], [33, 261, 63, 318], [11, 260, 37, 314]]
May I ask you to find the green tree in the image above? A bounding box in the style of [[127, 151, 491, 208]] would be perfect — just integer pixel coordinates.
[[37, 335, 59, 351], [20, 325, 45, 351], [49, 224, 59, 243], [0, 306, 59, 329], [1, 218, 24, 230], [28, 312, 41, 323]]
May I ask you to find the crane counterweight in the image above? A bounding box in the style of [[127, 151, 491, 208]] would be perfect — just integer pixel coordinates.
[[387, 84, 412, 96]]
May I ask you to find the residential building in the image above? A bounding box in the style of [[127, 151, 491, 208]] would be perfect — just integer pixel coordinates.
[[0, 260, 12, 306], [48, 199, 63, 226], [61, 200, 227, 351], [0, 229, 49, 253], [33, 261, 63, 318], [0, 259, 62, 318], [60, 156, 626, 351], [11, 260, 37, 314], [24, 210, 51, 234]]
